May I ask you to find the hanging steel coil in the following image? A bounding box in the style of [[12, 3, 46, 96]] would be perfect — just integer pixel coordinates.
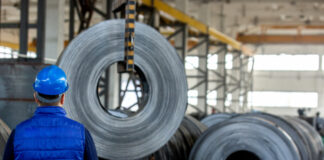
[[0, 118, 11, 158], [142, 116, 207, 160], [201, 113, 233, 127], [57, 20, 187, 160], [189, 113, 323, 160]]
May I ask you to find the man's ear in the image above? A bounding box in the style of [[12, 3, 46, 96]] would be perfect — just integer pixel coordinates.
[[60, 94, 65, 105], [34, 92, 40, 104]]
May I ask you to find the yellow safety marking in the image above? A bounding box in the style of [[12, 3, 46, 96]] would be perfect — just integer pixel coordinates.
[[128, 51, 134, 56], [128, 14, 135, 19], [128, 23, 135, 28], [129, 4, 135, 10], [128, 41, 132, 47], [128, 59, 134, 64]]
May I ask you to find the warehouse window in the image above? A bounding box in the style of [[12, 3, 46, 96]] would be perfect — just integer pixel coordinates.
[[253, 54, 319, 71], [188, 90, 198, 105], [185, 56, 199, 69], [225, 94, 232, 106], [248, 91, 318, 108], [207, 91, 217, 105], [248, 57, 254, 71], [207, 54, 233, 70], [321, 55, 324, 70], [239, 96, 244, 107], [0, 46, 15, 58], [120, 79, 139, 112], [208, 55, 218, 70], [226, 54, 233, 69], [0, 46, 36, 59]]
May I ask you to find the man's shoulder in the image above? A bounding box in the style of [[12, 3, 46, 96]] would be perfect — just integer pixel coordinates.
[[62, 116, 86, 129], [15, 116, 85, 130], [15, 117, 34, 129]]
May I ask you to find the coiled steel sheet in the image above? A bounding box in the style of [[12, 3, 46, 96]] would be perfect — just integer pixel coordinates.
[[58, 20, 187, 160]]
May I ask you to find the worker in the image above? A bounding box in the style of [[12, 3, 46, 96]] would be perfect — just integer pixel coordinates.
[[2, 65, 98, 160]]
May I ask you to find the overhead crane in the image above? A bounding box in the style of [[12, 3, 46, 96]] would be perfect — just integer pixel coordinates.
[[238, 25, 324, 44], [138, 0, 253, 56]]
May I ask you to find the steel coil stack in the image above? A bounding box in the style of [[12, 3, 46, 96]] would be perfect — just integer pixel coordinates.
[[201, 113, 234, 127], [190, 113, 323, 160], [283, 116, 323, 160], [0, 118, 11, 158], [141, 116, 207, 160]]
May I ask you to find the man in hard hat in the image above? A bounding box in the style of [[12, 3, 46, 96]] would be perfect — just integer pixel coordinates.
[[2, 65, 98, 160]]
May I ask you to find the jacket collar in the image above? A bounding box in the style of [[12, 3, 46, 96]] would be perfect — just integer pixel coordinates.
[[34, 106, 67, 116]]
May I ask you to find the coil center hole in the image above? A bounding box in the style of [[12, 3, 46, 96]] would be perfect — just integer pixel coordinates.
[[96, 61, 149, 118], [226, 150, 260, 160]]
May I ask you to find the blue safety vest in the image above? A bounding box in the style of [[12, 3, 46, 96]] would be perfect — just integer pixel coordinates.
[[13, 106, 85, 160]]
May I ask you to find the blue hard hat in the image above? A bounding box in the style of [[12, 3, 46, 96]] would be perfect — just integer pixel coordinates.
[[33, 65, 69, 95]]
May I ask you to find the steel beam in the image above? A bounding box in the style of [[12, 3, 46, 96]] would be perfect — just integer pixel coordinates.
[[237, 34, 324, 44], [19, 0, 29, 59], [0, 23, 37, 28], [140, 0, 253, 56], [69, 0, 75, 41], [36, 0, 46, 62]]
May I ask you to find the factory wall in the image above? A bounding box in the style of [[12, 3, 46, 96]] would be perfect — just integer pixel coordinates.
[[251, 44, 324, 116]]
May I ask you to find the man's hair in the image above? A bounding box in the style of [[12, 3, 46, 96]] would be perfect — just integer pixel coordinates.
[[37, 93, 61, 106]]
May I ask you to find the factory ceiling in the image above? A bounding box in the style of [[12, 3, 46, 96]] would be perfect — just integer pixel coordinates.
[[1, 0, 324, 42]]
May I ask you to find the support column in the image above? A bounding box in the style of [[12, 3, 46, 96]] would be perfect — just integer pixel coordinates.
[[242, 56, 253, 111], [108, 64, 120, 109], [36, 0, 46, 62], [231, 51, 241, 112], [175, 0, 188, 61], [101, 0, 113, 20], [44, 0, 65, 64], [216, 44, 227, 112], [19, 0, 29, 60], [100, 0, 119, 109], [316, 55, 324, 116], [69, 0, 75, 41], [197, 3, 209, 114]]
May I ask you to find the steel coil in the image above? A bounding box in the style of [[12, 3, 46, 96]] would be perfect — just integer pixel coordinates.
[[201, 113, 233, 127], [57, 20, 187, 159], [189, 114, 301, 160], [283, 117, 323, 160], [0, 118, 11, 158], [143, 116, 206, 160], [190, 112, 324, 160], [242, 113, 313, 160]]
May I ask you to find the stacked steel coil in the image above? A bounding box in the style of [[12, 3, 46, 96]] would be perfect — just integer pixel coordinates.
[[201, 113, 233, 127], [58, 20, 187, 160], [142, 116, 207, 160], [0, 118, 11, 158], [191, 113, 323, 160]]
